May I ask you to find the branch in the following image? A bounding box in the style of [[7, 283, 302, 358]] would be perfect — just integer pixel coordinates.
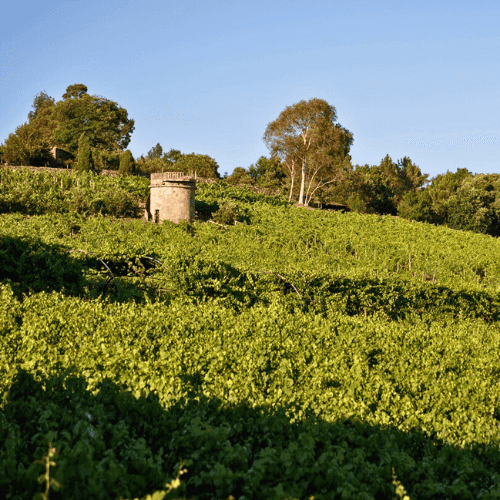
[[69, 248, 120, 295], [258, 271, 303, 299], [208, 220, 228, 228], [304, 164, 324, 201], [69, 249, 115, 278], [305, 178, 337, 206]]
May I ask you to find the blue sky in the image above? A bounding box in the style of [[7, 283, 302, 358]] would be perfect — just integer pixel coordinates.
[[1, 0, 498, 177]]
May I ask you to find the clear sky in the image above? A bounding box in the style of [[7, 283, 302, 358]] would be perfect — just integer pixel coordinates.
[[1, 0, 499, 177]]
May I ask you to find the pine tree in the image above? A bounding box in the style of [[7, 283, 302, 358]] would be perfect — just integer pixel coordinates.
[[77, 133, 94, 172], [119, 150, 135, 176]]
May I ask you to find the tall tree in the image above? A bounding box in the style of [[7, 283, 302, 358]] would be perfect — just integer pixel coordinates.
[[263, 98, 353, 205], [163, 148, 183, 165], [28, 91, 58, 150], [1, 85, 134, 167], [174, 153, 220, 179], [1, 122, 53, 166], [248, 156, 286, 188], [378, 155, 428, 205], [1, 91, 57, 166], [147, 143, 163, 159], [227, 167, 253, 185], [77, 133, 94, 172], [427, 168, 472, 211], [397, 156, 428, 192], [28, 91, 56, 123], [54, 84, 135, 155], [302, 123, 353, 205], [119, 150, 136, 176], [136, 148, 185, 174]]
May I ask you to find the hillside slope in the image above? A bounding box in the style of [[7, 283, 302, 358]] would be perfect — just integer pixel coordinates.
[[1, 181, 500, 499]]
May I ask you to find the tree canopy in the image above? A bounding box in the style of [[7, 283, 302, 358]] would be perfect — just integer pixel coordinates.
[[1, 122, 53, 166], [227, 167, 253, 186], [263, 98, 353, 205], [248, 156, 286, 188], [54, 84, 135, 155], [136, 146, 186, 174], [0, 84, 135, 167], [147, 143, 163, 160], [174, 153, 220, 179], [1, 91, 57, 166]]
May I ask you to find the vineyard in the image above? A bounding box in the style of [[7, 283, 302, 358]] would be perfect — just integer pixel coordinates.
[[2, 168, 500, 499]]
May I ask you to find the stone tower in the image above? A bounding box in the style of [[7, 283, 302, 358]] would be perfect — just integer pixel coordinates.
[[149, 172, 196, 223]]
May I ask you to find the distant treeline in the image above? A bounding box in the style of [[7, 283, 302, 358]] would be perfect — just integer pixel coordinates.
[[226, 157, 500, 238], [1, 85, 498, 236]]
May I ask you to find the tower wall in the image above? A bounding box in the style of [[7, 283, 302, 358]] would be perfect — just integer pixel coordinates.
[[149, 172, 196, 223]]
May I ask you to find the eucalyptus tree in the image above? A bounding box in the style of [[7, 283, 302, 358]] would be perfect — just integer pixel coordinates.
[[263, 98, 353, 205]]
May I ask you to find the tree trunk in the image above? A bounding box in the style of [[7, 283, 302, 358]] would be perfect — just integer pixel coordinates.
[[298, 160, 306, 204], [288, 175, 295, 202]]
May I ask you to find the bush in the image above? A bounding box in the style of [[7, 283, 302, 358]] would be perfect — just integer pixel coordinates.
[[397, 190, 438, 224], [212, 201, 241, 225]]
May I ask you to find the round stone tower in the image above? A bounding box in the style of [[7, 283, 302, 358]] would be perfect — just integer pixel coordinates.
[[149, 172, 196, 223]]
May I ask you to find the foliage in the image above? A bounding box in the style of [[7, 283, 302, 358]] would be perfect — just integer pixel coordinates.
[[211, 200, 245, 225], [0, 85, 134, 169], [77, 133, 94, 173], [225, 167, 253, 186], [136, 149, 184, 175], [322, 155, 429, 215], [119, 150, 136, 177], [427, 168, 473, 211], [91, 147, 121, 170], [2, 182, 500, 498], [0, 167, 148, 217], [248, 155, 287, 189], [263, 98, 353, 205], [397, 190, 437, 223], [53, 84, 135, 155], [2, 282, 500, 498], [348, 163, 397, 214], [398, 170, 500, 237], [445, 181, 500, 236], [163, 148, 183, 164], [27, 91, 56, 124], [0, 235, 85, 298], [174, 153, 220, 179], [147, 142, 164, 160], [1, 90, 60, 167], [135, 156, 167, 174], [378, 155, 429, 205], [1, 122, 54, 167], [136, 148, 219, 178]]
